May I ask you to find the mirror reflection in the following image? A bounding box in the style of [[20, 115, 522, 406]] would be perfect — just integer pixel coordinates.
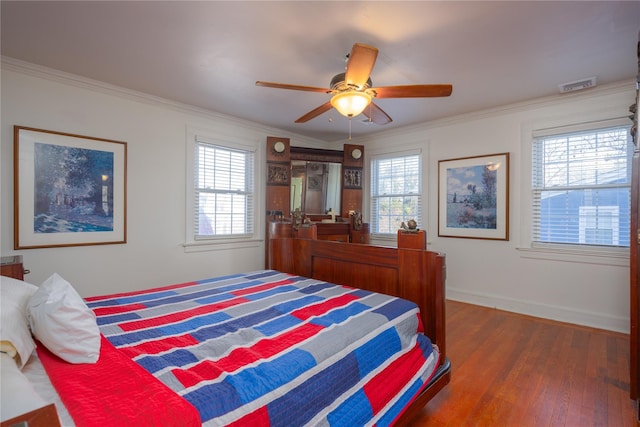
[[291, 161, 342, 214]]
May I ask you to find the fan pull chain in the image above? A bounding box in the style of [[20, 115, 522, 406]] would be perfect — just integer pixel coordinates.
[[348, 117, 352, 140]]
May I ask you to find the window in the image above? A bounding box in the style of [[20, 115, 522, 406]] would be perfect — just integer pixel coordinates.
[[531, 121, 632, 248], [191, 137, 255, 241], [370, 152, 422, 234]]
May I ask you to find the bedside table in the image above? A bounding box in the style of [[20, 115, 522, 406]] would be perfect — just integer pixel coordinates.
[[1, 255, 28, 280]]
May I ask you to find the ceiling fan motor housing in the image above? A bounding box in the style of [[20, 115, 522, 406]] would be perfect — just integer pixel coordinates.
[[330, 72, 372, 92]]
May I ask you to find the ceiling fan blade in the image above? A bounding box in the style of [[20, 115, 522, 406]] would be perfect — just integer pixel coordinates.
[[295, 101, 333, 123], [372, 84, 453, 98], [362, 102, 393, 125], [345, 43, 378, 89], [256, 81, 330, 93]]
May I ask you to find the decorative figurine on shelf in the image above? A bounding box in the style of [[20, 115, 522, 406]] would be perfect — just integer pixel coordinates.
[[351, 210, 363, 231], [325, 208, 337, 223], [292, 208, 303, 231], [399, 219, 419, 233]]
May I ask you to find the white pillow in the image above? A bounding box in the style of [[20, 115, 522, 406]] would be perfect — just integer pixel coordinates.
[[0, 276, 38, 369], [28, 274, 101, 364], [0, 352, 49, 422]]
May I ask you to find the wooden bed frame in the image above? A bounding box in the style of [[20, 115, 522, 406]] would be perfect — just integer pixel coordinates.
[[269, 236, 451, 425]]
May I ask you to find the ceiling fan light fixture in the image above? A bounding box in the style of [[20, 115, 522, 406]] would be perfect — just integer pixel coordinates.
[[330, 91, 372, 118]]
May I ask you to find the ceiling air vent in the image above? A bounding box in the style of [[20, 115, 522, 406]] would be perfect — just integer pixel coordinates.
[[558, 77, 597, 93]]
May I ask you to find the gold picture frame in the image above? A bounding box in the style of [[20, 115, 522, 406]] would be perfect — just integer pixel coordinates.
[[438, 152, 509, 240], [14, 126, 127, 249]]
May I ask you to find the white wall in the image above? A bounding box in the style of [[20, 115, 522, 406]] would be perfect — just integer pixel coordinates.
[[0, 59, 322, 297], [2, 59, 635, 333], [353, 81, 635, 333]]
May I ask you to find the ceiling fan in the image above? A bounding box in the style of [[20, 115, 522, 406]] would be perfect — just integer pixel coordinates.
[[256, 43, 452, 125]]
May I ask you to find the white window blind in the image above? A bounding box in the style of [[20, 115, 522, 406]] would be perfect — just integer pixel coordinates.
[[531, 121, 632, 248], [370, 153, 422, 234], [193, 140, 254, 239]]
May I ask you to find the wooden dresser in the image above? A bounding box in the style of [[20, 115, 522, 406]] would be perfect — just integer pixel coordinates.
[[268, 221, 370, 245]]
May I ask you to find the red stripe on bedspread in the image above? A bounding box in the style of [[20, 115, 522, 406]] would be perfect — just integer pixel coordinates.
[[93, 302, 147, 316], [174, 322, 325, 387], [118, 333, 201, 358], [291, 293, 360, 320], [365, 342, 440, 415], [37, 335, 201, 427], [84, 281, 198, 301], [118, 296, 250, 331], [230, 278, 295, 296]]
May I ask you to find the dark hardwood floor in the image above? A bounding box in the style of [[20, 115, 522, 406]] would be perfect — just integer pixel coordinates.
[[409, 301, 637, 426]]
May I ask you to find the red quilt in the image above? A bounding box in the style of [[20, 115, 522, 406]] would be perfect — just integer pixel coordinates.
[[36, 335, 200, 427]]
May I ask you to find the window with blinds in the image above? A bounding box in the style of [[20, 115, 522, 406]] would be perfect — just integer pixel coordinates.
[[193, 140, 254, 239], [370, 153, 422, 234], [531, 121, 632, 248]]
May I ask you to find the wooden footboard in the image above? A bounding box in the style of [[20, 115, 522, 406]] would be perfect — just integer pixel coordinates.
[[269, 237, 450, 423]]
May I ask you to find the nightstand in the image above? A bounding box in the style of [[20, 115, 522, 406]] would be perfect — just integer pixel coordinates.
[[0, 255, 28, 280]]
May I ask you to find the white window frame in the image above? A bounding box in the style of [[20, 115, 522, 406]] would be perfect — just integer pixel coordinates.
[[519, 117, 632, 266], [369, 149, 423, 238], [184, 127, 260, 252]]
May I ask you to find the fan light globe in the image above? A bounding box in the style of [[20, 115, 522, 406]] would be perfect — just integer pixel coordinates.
[[330, 91, 372, 118]]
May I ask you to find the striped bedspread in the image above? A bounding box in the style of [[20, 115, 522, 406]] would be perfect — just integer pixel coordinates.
[[86, 270, 439, 426]]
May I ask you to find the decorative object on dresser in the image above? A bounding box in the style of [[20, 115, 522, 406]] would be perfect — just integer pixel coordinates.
[[14, 126, 127, 249], [400, 218, 419, 233], [350, 210, 363, 230]]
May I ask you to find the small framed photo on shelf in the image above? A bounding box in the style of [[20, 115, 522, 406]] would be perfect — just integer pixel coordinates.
[[14, 126, 127, 249], [438, 152, 509, 240]]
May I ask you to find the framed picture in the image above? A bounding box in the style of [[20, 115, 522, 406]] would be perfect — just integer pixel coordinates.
[[14, 126, 127, 249], [438, 152, 509, 240], [343, 167, 362, 189], [307, 175, 322, 191], [267, 163, 290, 186]]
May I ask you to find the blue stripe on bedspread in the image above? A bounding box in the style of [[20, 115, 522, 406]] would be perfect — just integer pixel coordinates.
[[91, 270, 439, 426]]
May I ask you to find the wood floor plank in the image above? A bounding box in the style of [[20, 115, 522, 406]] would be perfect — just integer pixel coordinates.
[[408, 301, 636, 426]]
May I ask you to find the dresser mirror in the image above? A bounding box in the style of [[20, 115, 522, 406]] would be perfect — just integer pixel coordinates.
[[289, 146, 345, 216], [290, 160, 342, 215]]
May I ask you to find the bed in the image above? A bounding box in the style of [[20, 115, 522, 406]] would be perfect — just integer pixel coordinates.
[[0, 237, 449, 426]]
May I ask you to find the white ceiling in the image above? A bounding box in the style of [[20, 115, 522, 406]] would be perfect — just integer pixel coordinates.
[[2, 1, 639, 142]]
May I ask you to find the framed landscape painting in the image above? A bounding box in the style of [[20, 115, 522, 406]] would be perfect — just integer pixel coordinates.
[[14, 126, 127, 249], [438, 152, 509, 240]]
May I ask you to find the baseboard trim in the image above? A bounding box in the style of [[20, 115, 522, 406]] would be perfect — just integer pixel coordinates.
[[447, 287, 629, 334]]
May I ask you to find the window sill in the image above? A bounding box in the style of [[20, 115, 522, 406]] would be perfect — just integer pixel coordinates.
[[517, 244, 629, 267], [183, 238, 262, 253]]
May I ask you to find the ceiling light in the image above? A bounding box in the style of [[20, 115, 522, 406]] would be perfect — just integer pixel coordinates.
[[330, 91, 372, 118]]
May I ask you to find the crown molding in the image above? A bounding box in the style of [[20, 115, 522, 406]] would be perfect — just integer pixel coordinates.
[[1, 56, 324, 146], [347, 78, 635, 144]]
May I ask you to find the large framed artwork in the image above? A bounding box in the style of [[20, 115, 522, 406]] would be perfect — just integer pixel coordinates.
[[438, 152, 509, 240], [14, 126, 127, 249]]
